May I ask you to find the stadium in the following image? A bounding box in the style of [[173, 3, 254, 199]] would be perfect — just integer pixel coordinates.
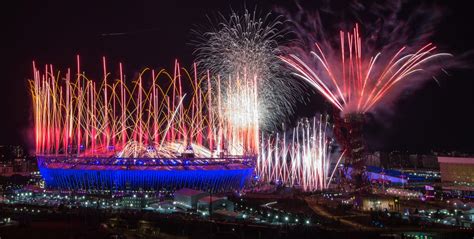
[[30, 60, 259, 193], [37, 155, 255, 192]]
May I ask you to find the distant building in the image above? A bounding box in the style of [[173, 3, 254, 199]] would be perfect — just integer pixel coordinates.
[[354, 196, 399, 211], [420, 155, 439, 169], [116, 194, 157, 208], [197, 196, 234, 212], [0, 145, 26, 162], [0, 164, 14, 176], [438, 157, 474, 184], [365, 166, 440, 185], [173, 188, 234, 213], [386, 187, 423, 199], [379, 152, 439, 169], [438, 156, 474, 198], [366, 152, 381, 167], [174, 188, 209, 209], [0, 159, 37, 177]]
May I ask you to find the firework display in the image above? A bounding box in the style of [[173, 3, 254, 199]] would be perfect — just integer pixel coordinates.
[[258, 116, 344, 191], [30, 57, 258, 191], [280, 24, 452, 115], [28, 3, 455, 193], [278, 5, 453, 179], [30, 57, 260, 157], [193, 9, 302, 130]]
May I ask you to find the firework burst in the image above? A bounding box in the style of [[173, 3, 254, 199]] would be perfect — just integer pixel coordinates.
[[280, 2, 453, 115], [193, 9, 303, 129]]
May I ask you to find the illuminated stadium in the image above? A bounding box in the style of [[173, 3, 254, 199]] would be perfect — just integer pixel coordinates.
[[37, 155, 254, 192], [31, 59, 258, 192]]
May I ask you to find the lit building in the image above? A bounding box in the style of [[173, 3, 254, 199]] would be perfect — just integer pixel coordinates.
[[365, 166, 440, 185], [174, 188, 209, 209], [116, 194, 157, 208], [438, 157, 474, 184], [0, 164, 14, 176], [354, 196, 399, 211], [438, 156, 474, 198], [197, 196, 234, 212], [386, 187, 423, 199], [173, 188, 234, 213]]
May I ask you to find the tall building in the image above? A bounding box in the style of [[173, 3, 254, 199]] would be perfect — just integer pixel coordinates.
[[334, 113, 367, 188]]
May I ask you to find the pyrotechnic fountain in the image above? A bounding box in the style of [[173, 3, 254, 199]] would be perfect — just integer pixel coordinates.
[[29, 57, 258, 192], [258, 115, 344, 191]]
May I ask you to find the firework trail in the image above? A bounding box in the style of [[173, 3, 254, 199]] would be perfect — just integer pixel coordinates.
[[258, 115, 344, 191], [193, 9, 303, 130], [29, 57, 259, 158], [219, 73, 260, 156], [279, 1, 453, 115]]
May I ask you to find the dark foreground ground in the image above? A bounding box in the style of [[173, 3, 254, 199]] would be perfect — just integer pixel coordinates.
[[0, 216, 472, 239], [1, 195, 473, 239]]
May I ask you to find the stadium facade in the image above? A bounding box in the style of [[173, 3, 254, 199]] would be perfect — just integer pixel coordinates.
[[37, 156, 255, 192]]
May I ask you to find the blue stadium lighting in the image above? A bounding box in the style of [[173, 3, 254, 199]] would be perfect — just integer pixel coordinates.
[[37, 156, 255, 192]]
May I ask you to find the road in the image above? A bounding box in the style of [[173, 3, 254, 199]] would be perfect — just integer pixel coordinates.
[[304, 197, 376, 231]]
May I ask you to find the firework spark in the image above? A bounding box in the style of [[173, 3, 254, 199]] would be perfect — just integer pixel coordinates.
[[258, 115, 344, 191], [280, 2, 453, 115], [193, 9, 302, 129], [29, 57, 259, 158], [281, 24, 452, 115]]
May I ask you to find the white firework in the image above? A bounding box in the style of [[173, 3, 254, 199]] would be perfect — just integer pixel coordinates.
[[193, 9, 303, 130], [258, 115, 345, 191]]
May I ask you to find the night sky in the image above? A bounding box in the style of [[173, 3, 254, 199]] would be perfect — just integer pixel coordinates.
[[1, 0, 474, 154]]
